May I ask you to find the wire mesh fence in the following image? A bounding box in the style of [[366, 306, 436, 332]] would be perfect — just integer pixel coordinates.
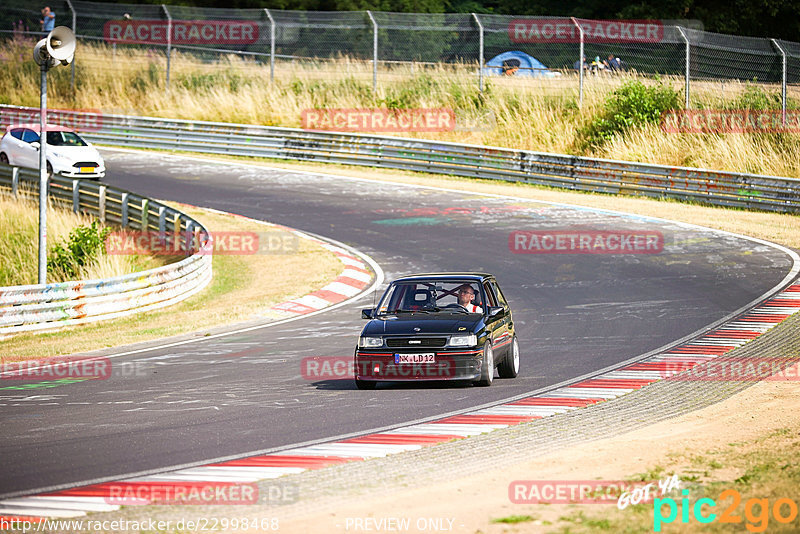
[[1, 1, 799, 110]]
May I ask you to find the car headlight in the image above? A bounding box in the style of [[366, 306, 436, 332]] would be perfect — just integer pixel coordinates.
[[358, 336, 383, 348], [449, 334, 477, 347]]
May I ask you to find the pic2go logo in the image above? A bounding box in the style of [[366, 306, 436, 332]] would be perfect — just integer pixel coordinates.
[[654, 489, 799, 532]]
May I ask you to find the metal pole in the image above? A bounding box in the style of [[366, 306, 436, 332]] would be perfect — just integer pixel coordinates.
[[772, 39, 787, 126], [570, 18, 584, 109], [472, 13, 484, 93], [162, 4, 171, 91], [677, 26, 690, 109], [65, 0, 76, 92], [367, 10, 377, 91], [265, 9, 275, 83], [38, 64, 48, 284]]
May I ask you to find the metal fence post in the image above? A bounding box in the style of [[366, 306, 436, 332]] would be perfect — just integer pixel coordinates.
[[367, 10, 378, 91], [162, 4, 172, 91], [265, 9, 275, 83], [472, 13, 484, 93], [676, 26, 691, 109], [11, 167, 18, 197], [72, 180, 80, 212], [141, 198, 149, 230], [98, 184, 106, 221], [65, 0, 76, 92], [771, 39, 787, 126], [570, 18, 584, 109], [121, 192, 129, 227]]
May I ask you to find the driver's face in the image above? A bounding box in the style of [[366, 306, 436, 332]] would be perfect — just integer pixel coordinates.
[[457, 288, 474, 305]]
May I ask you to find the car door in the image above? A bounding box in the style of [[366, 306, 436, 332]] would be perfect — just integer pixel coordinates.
[[3, 128, 27, 166], [18, 128, 41, 169], [485, 280, 513, 359]]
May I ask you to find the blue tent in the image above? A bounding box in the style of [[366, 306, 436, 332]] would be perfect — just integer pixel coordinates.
[[483, 51, 560, 78]]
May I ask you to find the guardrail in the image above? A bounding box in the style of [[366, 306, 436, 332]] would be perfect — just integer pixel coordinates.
[[3, 105, 796, 213], [0, 166, 213, 335]]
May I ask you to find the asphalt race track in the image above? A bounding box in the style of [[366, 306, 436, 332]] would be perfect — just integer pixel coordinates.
[[1, 149, 795, 497]]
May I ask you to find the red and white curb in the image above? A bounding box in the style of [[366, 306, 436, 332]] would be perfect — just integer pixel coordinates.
[[261, 229, 373, 319], [3, 283, 798, 521]]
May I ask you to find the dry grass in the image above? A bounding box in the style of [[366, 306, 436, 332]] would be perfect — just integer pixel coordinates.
[[0, 203, 345, 361], [2, 36, 800, 177], [0, 192, 167, 286]]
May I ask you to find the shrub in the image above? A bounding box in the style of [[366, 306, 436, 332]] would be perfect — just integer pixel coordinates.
[[578, 80, 681, 151], [47, 221, 111, 279]]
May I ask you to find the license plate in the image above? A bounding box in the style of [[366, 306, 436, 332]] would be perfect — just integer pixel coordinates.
[[80, 167, 95, 173], [394, 353, 435, 364]]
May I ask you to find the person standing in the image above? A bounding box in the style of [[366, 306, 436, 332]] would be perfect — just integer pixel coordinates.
[[40, 6, 55, 33]]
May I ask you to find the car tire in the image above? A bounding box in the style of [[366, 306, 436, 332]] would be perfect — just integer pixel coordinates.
[[0, 153, 8, 165], [475, 343, 494, 387], [46, 161, 53, 176], [498, 336, 520, 379], [355, 379, 376, 390]]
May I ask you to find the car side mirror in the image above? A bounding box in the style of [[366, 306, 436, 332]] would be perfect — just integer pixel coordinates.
[[30, 141, 40, 150], [487, 306, 504, 319], [361, 308, 374, 319]]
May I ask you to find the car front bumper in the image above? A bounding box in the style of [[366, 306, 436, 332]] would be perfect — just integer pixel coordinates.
[[354, 348, 484, 382]]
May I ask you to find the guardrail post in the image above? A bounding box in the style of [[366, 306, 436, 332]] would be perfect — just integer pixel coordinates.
[[367, 11, 378, 92], [677, 26, 691, 109], [141, 198, 149, 230], [98, 185, 106, 221], [121, 192, 129, 227], [162, 4, 172, 92], [11, 167, 19, 197], [184, 220, 194, 253], [472, 13, 484, 93], [771, 39, 787, 126], [570, 17, 584, 109], [158, 205, 166, 234], [265, 9, 275, 83], [72, 180, 80, 213]]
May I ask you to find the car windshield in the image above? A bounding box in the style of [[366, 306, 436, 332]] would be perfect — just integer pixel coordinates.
[[376, 281, 484, 315], [46, 131, 87, 147]]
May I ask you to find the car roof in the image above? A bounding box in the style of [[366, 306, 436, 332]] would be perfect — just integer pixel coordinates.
[[5, 124, 74, 133], [390, 273, 493, 283]]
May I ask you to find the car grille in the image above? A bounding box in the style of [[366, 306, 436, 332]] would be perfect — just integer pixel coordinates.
[[386, 337, 447, 348], [73, 162, 98, 168]]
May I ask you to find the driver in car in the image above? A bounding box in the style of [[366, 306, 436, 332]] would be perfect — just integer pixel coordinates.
[[457, 284, 483, 313]]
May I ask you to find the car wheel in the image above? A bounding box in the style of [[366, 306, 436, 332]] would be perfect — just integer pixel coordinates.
[[498, 336, 520, 379], [46, 161, 53, 176], [0, 153, 8, 165], [355, 379, 376, 390], [475, 343, 494, 387]]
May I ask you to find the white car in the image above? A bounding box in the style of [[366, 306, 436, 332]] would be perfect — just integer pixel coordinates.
[[0, 124, 105, 179]]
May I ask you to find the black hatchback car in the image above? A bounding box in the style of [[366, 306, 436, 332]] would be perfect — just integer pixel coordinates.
[[354, 273, 519, 389]]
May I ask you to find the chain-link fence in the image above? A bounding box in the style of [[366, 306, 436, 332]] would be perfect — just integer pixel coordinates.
[[2, 1, 799, 111]]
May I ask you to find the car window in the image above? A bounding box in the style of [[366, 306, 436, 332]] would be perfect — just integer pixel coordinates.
[[376, 281, 484, 314], [483, 282, 498, 307], [9, 128, 23, 140], [490, 281, 508, 308], [47, 131, 87, 146], [21, 129, 40, 144]]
